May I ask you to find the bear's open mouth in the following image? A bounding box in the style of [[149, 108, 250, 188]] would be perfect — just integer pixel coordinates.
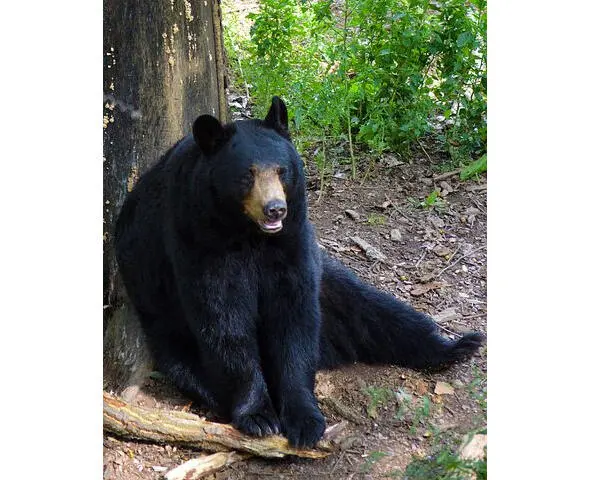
[[258, 219, 283, 233]]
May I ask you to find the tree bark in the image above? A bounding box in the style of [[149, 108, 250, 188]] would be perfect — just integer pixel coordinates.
[[103, 0, 228, 393], [103, 392, 348, 459]]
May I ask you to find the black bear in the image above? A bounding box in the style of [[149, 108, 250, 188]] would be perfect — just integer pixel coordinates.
[[114, 97, 483, 448]]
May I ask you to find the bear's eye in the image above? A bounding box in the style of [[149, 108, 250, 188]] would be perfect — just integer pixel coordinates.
[[241, 170, 255, 187], [277, 166, 286, 176]]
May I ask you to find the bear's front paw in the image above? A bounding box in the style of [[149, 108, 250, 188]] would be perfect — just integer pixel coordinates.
[[281, 404, 326, 448], [232, 406, 281, 437]]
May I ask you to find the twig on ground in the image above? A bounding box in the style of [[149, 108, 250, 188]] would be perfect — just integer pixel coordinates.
[[320, 397, 369, 426], [433, 168, 462, 182], [330, 450, 346, 475], [472, 197, 487, 214], [435, 246, 486, 278], [461, 312, 487, 320], [444, 405, 457, 416], [418, 140, 433, 164], [445, 245, 463, 265], [435, 323, 462, 338], [414, 249, 428, 268]]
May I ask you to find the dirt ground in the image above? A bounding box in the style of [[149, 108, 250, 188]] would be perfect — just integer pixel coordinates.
[[103, 136, 487, 478]]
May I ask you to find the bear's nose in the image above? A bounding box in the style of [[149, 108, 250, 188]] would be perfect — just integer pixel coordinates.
[[263, 200, 287, 220]]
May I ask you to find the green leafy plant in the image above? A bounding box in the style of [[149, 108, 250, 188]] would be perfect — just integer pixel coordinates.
[[409, 394, 431, 435], [364, 385, 394, 419], [367, 213, 387, 225], [460, 154, 487, 180], [223, 0, 487, 170], [399, 447, 486, 480], [467, 364, 488, 412], [421, 190, 445, 209]]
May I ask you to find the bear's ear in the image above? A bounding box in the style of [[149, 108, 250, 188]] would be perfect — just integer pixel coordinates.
[[192, 115, 228, 155], [264, 96, 290, 138]]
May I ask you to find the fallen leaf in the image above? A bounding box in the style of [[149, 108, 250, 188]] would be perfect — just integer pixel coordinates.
[[434, 381, 455, 395], [410, 281, 446, 296], [414, 379, 429, 396], [459, 434, 487, 461]]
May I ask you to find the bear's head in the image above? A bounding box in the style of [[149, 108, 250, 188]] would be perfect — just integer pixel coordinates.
[[192, 97, 304, 235]]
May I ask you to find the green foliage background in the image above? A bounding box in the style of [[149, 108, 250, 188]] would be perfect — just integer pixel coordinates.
[[223, 0, 486, 171]]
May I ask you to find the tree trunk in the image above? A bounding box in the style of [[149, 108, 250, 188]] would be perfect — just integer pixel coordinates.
[[103, 0, 228, 393]]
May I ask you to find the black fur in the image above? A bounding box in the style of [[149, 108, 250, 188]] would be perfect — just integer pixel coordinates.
[[114, 97, 483, 448]]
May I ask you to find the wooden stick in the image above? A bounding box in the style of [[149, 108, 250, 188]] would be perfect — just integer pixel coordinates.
[[321, 397, 368, 426], [434, 323, 462, 338], [103, 392, 346, 459], [433, 168, 462, 182], [417, 140, 433, 164], [165, 452, 249, 480], [435, 246, 486, 278]]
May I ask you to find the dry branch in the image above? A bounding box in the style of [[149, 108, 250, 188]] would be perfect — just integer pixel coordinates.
[[164, 452, 249, 480], [432, 168, 462, 182], [103, 392, 347, 459]]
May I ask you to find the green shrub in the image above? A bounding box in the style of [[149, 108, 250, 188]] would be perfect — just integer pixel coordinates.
[[223, 0, 487, 171]]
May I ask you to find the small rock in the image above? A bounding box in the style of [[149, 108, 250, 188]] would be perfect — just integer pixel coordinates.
[[465, 207, 480, 216], [433, 245, 452, 257], [345, 209, 361, 221], [390, 229, 403, 241], [351, 236, 387, 262], [333, 172, 348, 180], [440, 180, 454, 192], [429, 216, 445, 229], [152, 466, 168, 472], [434, 381, 455, 395]]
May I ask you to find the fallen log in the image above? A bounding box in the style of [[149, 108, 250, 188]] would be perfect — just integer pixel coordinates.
[[103, 391, 348, 459]]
